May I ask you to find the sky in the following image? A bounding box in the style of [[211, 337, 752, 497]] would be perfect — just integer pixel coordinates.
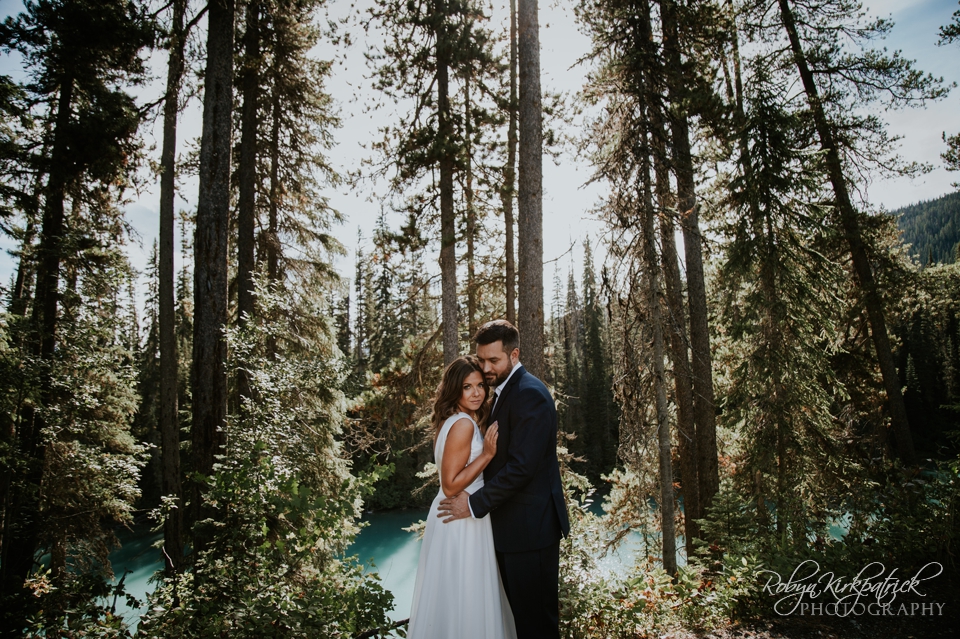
[[1, 0, 959, 310]]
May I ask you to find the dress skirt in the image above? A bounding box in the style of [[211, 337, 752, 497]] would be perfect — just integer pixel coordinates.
[[407, 413, 517, 639]]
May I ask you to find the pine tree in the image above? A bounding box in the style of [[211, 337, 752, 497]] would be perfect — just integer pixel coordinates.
[[156, 0, 191, 575], [236, 0, 261, 404], [940, 2, 960, 181], [135, 242, 162, 509], [576, 0, 728, 560], [715, 42, 847, 543], [191, 0, 234, 556], [562, 268, 585, 464], [766, 0, 947, 466], [368, 212, 402, 371], [366, 0, 503, 365], [658, 0, 721, 515], [501, 0, 518, 325], [257, 0, 342, 294], [0, 1, 153, 625], [517, 0, 545, 377]]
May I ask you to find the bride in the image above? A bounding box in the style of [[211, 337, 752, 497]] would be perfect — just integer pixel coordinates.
[[407, 355, 517, 639]]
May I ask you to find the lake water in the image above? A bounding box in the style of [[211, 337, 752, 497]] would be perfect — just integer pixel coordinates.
[[107, 507, 656, 628], [107, 510, 438, 627]]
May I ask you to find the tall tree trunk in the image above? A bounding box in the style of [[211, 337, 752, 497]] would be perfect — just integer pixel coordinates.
[[8, 219, 36, 317], [266, 66, 281, 285], [191, 0, 234, 554], [660, 0, 719, 514], [777, 0, 916, 465], [436, 1, 458, 366], [763, 218, 789, 542], [636, 0, 700, 554], [1, 208, 38, 543], [237, 0, 260, 403], [264, 74, 281, 359], [517, 0, 544, 376], [465, 73, 477, 339], [655, 161, 700, 552], [638, 108, 676, 578], [501, 0, 518, 325], [158, 0, 186, 575]]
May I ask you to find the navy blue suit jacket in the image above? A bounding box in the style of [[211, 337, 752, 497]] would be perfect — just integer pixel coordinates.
[[469, 365, 570, 553]]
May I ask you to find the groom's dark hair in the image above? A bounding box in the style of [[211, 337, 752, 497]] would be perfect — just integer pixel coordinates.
[[473, 319, 520, 354]]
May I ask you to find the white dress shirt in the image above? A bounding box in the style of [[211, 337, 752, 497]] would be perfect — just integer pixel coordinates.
[[491, 361, 522, 415]]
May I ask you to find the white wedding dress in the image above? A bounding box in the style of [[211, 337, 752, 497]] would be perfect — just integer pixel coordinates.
[[407, 412, 517, 639]]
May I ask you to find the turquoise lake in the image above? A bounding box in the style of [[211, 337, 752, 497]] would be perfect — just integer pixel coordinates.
[[107, 506, 652, 628], [108, 504, 851, 629]]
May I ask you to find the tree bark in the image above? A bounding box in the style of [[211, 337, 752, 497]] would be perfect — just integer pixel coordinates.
[[267, 63, 281, 285], [517, 0, 544, 376], [0, 68, 72, 598], [436, 0, 458, 366], [465, 73, 477, 339], [660, 0, 719, 514], [638, 98, 676, 578], [655, 160, 700, 552], [1, 200, 39, 556], [8, 219, 35, 317], [501, 0, 518, 325], [158, 0, 186, 575], [237, 0, 260, 403], [777, 0, 916, 465], [191, 0, 234, 554], [262, 58, 282, 359], [636, 0, 700, 556]]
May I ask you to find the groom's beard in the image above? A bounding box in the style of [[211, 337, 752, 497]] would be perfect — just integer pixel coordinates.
[[487, 370, 510, 389]]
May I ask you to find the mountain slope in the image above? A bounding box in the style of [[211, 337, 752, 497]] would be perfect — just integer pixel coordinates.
[[895, 190, 960, 265]]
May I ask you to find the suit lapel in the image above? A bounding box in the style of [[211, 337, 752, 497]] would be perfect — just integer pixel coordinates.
[[491, 365, 525, 424]]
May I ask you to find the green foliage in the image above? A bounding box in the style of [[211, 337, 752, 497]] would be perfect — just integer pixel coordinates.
[[895, 191, 960, 265], [21, 571, 139, 638], [0, 0, 155, 189], [38, 303, 145, 554], [844, 462, 959, 572], [138, 282, 392, 637], [251, 0, 344, 285], [710, 49, 857, 545], [362, 0, 506, 240], [0, 251, 146, 634], [547, 240, 618, 485], [347, 330, 443, 510], [693, 468, 960, 619], [893, 261, 960, 454], [559, 487, 759, 638], [939, 2, 960, 182], [338, 222, 444, 509]]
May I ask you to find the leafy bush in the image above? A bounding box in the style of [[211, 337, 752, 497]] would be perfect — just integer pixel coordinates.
[[137, 284, 394, 638], [559, 503, 758, 638], [845, 461, 959, 572], [558, 470, 759, 638]]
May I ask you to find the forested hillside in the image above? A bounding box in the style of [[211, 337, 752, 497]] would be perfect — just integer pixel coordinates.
[[897, 190, 960, 265]]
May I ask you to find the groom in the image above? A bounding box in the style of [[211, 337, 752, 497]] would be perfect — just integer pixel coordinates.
[[439, 319, 570, 638]]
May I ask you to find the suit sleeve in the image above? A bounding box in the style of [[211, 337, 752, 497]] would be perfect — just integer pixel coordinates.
[[469, 386, 554, 519]]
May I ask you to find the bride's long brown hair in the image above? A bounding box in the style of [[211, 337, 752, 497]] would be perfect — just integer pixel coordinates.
[[431, 355, 490, 442]]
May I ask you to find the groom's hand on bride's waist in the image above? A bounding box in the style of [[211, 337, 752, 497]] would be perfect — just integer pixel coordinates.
[[438, 492, 471, 523]]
